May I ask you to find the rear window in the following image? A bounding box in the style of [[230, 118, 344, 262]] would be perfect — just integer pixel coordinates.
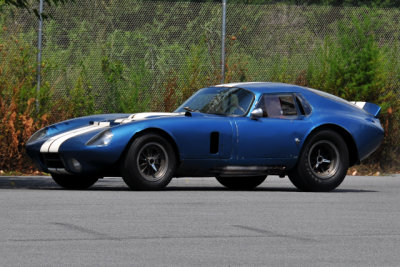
[[295, 93, 312, 115]]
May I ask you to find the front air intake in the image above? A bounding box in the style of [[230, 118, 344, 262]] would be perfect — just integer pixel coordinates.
[[210, 132, 219, 154], [41, 153, 65, 169]]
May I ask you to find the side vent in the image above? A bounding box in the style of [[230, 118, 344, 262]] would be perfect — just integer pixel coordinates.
[[210, 132, 219, 154]]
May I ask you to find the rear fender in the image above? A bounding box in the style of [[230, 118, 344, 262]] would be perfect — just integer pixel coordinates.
[[301, 124, 360, 167]]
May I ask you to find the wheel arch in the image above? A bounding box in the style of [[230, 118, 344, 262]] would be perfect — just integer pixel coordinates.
[[118, 127, 181, 169], [304, 124, 359, 167]]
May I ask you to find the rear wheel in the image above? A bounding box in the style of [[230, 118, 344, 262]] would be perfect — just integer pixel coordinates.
[[121, 133, 176, 190], [51, 174, 99, 189], [216, 176, 266, 190], [288, 130, 349, 192]]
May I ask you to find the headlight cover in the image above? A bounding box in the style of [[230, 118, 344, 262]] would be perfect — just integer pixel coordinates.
[[86, 129, 113, 147], [27, 128, 48, 144]]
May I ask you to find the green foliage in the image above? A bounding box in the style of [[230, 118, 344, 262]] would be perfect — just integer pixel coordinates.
[[101, 56, 124, 112], [120, 61, 152, 113], [5, 0, 74, 18], [0, 26, 51, 117], [67, 64, 95, 117], [307, 14, 384, 100], [0, 27, 52, 172], [101, 54, 153, 113], [0, 0, 5, 12], [179, 40, 215, 101], [151, 0, 400, 7], [252, 0, 400, 7], [334, 16, 382, 101]]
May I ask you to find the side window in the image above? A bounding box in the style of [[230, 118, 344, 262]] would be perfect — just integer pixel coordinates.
[[279, 95, 297, 116], [256, 94, 298, 118]]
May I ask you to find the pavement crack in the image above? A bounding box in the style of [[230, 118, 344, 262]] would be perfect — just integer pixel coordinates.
[[51, 222, 121, 241], [232, 225, 315, 242]]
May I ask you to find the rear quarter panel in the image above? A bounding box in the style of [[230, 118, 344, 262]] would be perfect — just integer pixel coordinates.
[[302, 90, 384, 161]]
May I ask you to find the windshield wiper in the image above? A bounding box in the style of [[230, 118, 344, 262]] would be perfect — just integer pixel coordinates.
[[183, 106, 196, 112]]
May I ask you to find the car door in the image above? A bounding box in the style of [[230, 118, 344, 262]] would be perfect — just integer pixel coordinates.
[[169, 115, 234, 159], [233, 93, 312, 162]]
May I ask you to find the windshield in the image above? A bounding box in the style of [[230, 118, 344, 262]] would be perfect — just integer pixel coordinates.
[[175, 87, 255, 116]]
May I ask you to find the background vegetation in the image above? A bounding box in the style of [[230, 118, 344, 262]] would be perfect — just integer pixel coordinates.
[[0, 0, 399, 174]]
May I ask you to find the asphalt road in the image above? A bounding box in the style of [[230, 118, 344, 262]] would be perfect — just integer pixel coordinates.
[[0, 175, 400, 266]]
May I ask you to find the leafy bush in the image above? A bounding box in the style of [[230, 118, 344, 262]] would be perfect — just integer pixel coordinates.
[[0, 27, 51, 172], [155, 34, 250, 112], [65, 63, 96, 117]]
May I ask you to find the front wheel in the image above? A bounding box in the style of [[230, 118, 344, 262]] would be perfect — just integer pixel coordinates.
[[288, 130, 349, 192], [51, 174, 99, 189], [216, 176, 267, 190], [121, 133, 176, 190]]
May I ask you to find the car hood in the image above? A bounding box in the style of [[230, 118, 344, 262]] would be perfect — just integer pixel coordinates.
[[113, 112, 183, 124], [34, 111, 209, 144], [49, 112, 183, 132]]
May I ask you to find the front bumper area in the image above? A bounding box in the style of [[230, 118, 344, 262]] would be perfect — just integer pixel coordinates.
[[27, 146, 123, 176], [26, 125, 130, 176], [40, 153, 71, 174]]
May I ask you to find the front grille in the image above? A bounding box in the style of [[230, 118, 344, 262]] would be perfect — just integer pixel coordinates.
[[41, 153, 65, 168]]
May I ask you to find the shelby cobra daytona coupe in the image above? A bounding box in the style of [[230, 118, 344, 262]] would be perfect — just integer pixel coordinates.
[[26, 82, 384, 191]]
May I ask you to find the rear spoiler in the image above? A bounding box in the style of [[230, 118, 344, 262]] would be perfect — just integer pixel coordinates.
[[350, 101, 381, 117]]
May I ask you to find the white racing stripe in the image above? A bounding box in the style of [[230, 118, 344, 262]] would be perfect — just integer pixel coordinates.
[[40, 125, 95, 153], [47, 125, 105, 153], [215, 82, 261, 87], [40, 122, 110, 153], [114, 112, 179, 124]]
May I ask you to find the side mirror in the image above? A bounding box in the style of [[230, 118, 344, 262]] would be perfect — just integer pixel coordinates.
[[250, 108, 263, 119]]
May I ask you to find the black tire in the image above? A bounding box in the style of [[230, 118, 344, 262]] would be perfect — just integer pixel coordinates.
[[51, 174, 99, 189], [121, 133, 176, 190], [216, 176, 267, 190], [288, 130, 349, 192]]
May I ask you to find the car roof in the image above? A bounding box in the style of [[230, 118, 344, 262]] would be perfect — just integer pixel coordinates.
[[215, 82, 350, 103], [214, 82, 307, 94], [214, 82, 364, 115]]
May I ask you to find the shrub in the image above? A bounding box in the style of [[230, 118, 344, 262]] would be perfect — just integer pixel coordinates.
[[0, 27, 51, 172], [64, 63, 96, 117]]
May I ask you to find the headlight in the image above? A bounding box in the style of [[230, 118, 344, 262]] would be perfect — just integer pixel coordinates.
[[86, 129, 113, 146], [27, 128, 48, 144]]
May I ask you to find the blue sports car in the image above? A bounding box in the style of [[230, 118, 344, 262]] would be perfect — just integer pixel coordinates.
[[26, 82, 384, 191]]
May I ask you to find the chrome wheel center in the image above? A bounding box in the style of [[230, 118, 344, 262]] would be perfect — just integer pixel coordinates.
[[308, 140, 339, 180], [137, 142, 168, 182]]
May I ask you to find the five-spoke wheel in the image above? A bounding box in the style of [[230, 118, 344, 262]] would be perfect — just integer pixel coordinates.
[[288, 130, 349, 192], [308, 140, 340, 180], [121, 133, 176, 190], [137, 142, 169, 182]]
